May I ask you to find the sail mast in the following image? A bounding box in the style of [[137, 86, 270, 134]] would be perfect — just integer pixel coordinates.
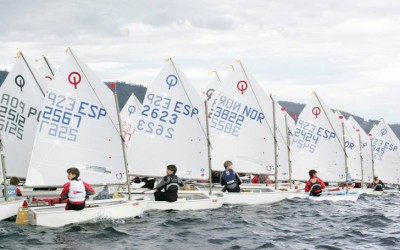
[[356, 130, 364, 188], [42, 55, 55, 77], [283, 109, 292, 189], [0, 134, 7, 200], [369, 133, 375, 179], [270, 95, 278, 190], [112, 83, 132, 200], [340, 116, 349, 193], [204, 101, 213, 196]]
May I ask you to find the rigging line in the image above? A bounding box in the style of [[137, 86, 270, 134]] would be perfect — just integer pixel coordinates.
[[226, 64, 235, 72], [43, 55, 55, 77], [237, 61, 275, 140], [19, 52, 46, 97], [208, 71, 221, 83], [168, 58, 210, 143], [68, 48, 121, 135], [314, 93, 347, 156], [215, 71, 221, 83]]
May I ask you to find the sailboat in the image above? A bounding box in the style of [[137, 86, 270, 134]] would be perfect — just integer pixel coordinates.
[[126, 58, 223, 210], [347, 116, 374, 185], [291, 92, 359, 201], [271, 97, 296, 185], [0, 52, 48, 220], [369, 119, 400, 188], [334, 111, 362, 183], [207, 61, 293, 204], [25, 48, 147, 227]]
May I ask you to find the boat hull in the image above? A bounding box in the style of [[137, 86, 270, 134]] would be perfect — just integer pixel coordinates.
[[131, 190, 223, 211], [146, 197, 223, 211], [0, 198, 24, 221], [217, 191, 292, 205], [28, 198, 147, 227], [306, 192, 360, 201]]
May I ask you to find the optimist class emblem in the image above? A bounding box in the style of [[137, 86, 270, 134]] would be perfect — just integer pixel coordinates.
[[166, 75, 178, 90], [15, 75, 25, 91], [128, 105, 136, 116], [312, 107, 321, 118], [206, 88, 215, 100], [237, 80, 248, 94], [68, 72, 82, 89]]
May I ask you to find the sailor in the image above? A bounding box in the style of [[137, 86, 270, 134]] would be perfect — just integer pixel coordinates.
[[60, 167, 95, 210], [5, 177, 22, 200], [220, 161, 241, 192], [371, 176, 385, 191], [154, 165, 184, 202], [305, 169, 326, 196]]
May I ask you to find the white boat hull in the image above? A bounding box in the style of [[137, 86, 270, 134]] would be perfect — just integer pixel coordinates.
[[193, 184, 294, 204], [217, 191, 292, 205], [131, 190, 223, 211], [383, 189, 400, 195], [28, 198, 148, 227], [0, 198, 24, 221], [306, 192, 359, 201], [146, 197, 223, 211]]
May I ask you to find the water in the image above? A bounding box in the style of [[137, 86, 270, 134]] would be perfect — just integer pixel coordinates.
[[1, 194, 399, 250]]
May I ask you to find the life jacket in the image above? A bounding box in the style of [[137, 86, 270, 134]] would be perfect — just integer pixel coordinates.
[[5, 185, 17, 200], [165, 175, 180, 193], [309, 181, 322, 196], [222, 169, 239, 190], [222, 169, 236, 184], [68, 180, 86, 203], [374, 183, 383, 191]]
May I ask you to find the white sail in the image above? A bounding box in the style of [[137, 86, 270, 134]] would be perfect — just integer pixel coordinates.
[[334, 111, 362, 181], [127, 60, 208, 180], [347, 116, 373, 183], [275, 103, 296, 181], [120, 92, 142, 147], [369, 119, 400, 184], [26, 49, 125, 186], [0, 54, 48, 179], [35, 56, 57, 81], [208, 63, 275, 174], [202, 73, 221, 102], [291, 93, 346, 182]]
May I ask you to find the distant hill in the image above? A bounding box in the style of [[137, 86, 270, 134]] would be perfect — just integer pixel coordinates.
[[104, 81, 147, 109], [0, 70, 7, 85], [1, 69, 399, 139]]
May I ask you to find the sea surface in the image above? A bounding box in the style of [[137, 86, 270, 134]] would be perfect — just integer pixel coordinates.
[[0, 194, 399, 250]]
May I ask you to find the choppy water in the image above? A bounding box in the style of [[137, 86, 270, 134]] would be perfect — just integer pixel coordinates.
[[1, 194, 399, 250]]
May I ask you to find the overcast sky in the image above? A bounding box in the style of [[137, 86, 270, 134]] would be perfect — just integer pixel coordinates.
[[1, 0, 399, 123]]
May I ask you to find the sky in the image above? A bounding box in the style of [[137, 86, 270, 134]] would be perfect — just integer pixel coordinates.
[[0, 0, 399, 123]]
